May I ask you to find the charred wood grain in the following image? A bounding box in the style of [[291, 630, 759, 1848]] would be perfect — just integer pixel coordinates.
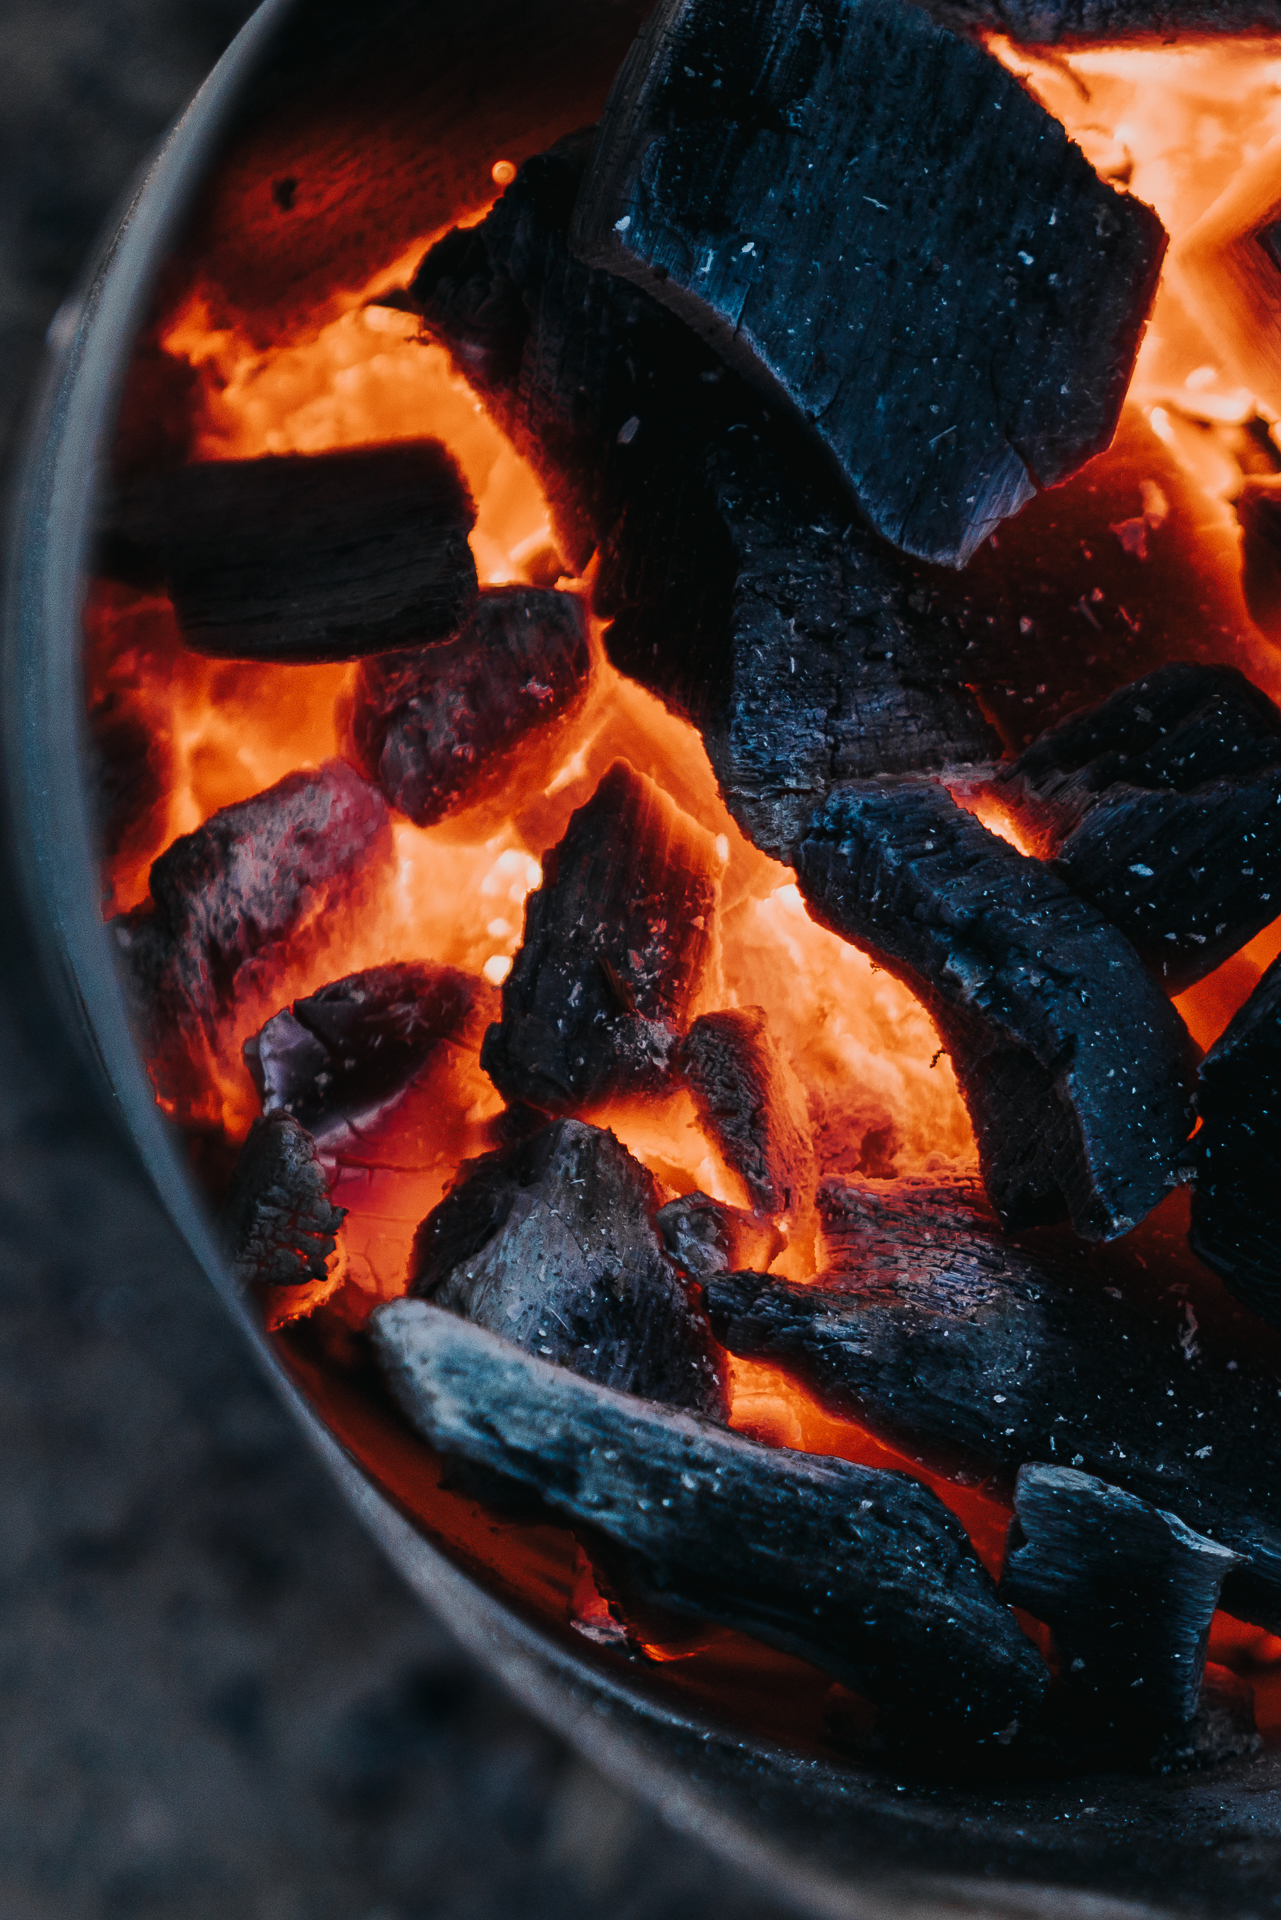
[[655, 1190, 783, 1278], [1191, 954, 1281, 1330], [372, 1299, 1050, 1741], [101, 442, 478, 663], [571, 0, 1165, 568], [344, 587, 591, 827], [994, 664, 1281, 990], [222, 1110, 346, 1292], [409, 138, 997, 858], [480, 760, 717, 1111], [705, 1174, 1281, 1632], [999, 1465, 1241, 1724], [797, 780, 1195, 1239], [411, 1117, 726, 1416], [679, 1008, 814, 1218]]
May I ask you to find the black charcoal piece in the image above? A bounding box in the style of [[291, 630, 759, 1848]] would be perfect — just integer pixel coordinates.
[[680, 1008, 813, 1217], [655, 1190, 783, 1278], [245, 962, 487, 1142], [797, 780, 1196, 1239], [994, 664, 1281, 991], [222, 1110, 346, 1291], [481, 761, 717, 1111], [1000, 1465, 1241, 1724], [571, 0, 1166, 568], [345, 588, 591, 827], [705, 1175, 1281, 1633], [1191, 954, 1281, 1329], [372, 1299, 1050, 1741], [111, 761, 393, 1108], [412, 1117, 726, 1416], [410, 140, 997, 858], [101, 442, 478, 662]]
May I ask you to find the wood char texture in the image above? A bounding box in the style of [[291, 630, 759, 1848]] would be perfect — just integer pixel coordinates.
[[222, 1110, 346, 1291]]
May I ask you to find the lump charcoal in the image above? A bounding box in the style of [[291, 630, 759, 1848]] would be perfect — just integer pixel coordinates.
[[704, 1174, 1281, 1633], [372, 1298, 1050, 1742], [245, 962, 486, 1144], [797, 780, 1196, 1239], [222, 1110, 346, 1291], [994, 664, 1281, 991], [101, 442, 478, 663], [480, 761, 716, 1112], [409, 140, 997, 858], [571, 0, 1166, 569], [411, 1118, 726, 1416], [679, 1008, 813, 1218], [111, 761, 393, 1101], [999, 1465, 1241, 1724], [1191, 954, 1281, 1329], [655, 1190, 783, 1278], [344, 587, 591, 828]]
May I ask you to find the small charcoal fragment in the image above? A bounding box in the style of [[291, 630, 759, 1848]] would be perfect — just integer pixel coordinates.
[[245, 962, 486, 1144], [798, 780, 1196, 1239], [410, 140, 997, 858], [345, 587, 591, 827], [222, 1110, 346, 1291], [1192, 955, 1281, 1328], [481, 761, 716, 1111], [655, 1190, 783, 1278], [411, 1117, 726, 1416], [705, 1175, 1281, 1633], [101, 442, 478, 662], [1000, 1465, 1241, 1724], [372, 1299, 1050, 1741], [111, 761, 393, 1115], [994, 664, 1281, 990], [571, 0, 1165, 567], [680, 1008, 814, 1218]]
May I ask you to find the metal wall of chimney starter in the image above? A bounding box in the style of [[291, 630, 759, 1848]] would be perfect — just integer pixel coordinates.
[[7, 0, 1281, 1913]]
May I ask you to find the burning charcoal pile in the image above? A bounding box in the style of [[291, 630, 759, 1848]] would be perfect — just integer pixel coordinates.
[[90, 0, 1281, 1776]]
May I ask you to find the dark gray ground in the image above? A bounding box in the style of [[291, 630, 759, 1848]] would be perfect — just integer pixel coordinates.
[[0, 7, 796, 1915]]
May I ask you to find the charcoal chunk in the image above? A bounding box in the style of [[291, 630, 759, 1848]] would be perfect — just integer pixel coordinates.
[[1000, 1465, 1241, 1724], [705, 1175, 1281, 1632], [222, 1110, 346, 1291], [111, 761, 393, 1113], [101, 442, 478, 662], [372, 1299, 1050, 1742], [411, 1116, 725, 1416], [245, 962, 487, 1143], [481, 761, 716, 1111], [797, 780, 1196, 1239], [655, 1190, 783, 1278], [571, 0, 1166, 568], [679, 1008, 813, 1217], [1192, 954, 1281, 1328], [345, 587, 591, 827], [410, 140, 997, 856], [995, 664, 1281, 990]]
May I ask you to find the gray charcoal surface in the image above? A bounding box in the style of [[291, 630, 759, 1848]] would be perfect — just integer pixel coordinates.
[[1000, 1465, 1241, 1724], [1191, 954, 1281, 1329], [797, 780, 1196, 1239], [372, 1299, 1050, 1742], [994, 664, 1281, 991], [481, 761, 716, 1111], [101, 441, 479, 662], [345, 587, 591, 827], [705, 1174, 1281, 1633], [222, 1110, 346, 1291], [110, 760, 393, 1111], [655, 1190, 783, 1278], [679, 1008, 813, 1218], [411, 1117, 727, 1417], [409, 139, 997, 859], [245, 961, 488, 1144], [571, 0, 1166, 568]]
